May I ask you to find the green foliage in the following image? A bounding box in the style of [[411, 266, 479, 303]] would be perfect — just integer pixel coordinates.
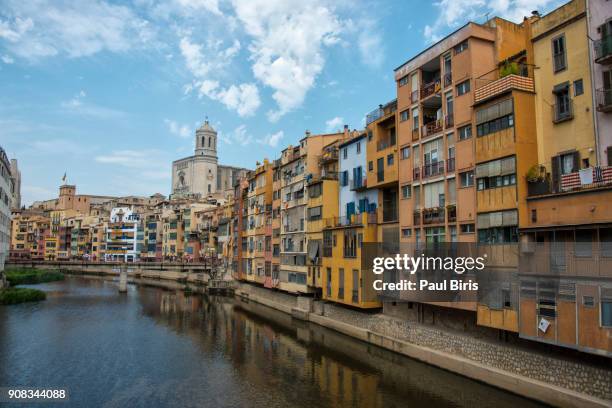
[[500, 62, 519, 78], [0, 288, 46, 305], [5, 268, 64, 285], [526, 165, 546, 182]]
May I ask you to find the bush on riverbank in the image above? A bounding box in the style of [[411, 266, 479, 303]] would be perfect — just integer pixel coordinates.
[[0, 287, 47, 305], [5, 268, 64, 286]]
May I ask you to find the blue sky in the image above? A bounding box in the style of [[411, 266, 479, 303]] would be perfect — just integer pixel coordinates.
[[0, 0, 564, 205]]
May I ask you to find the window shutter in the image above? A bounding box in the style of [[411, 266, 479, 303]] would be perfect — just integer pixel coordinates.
[[572, 151, 580, 172], [551, 155, 561, 192]]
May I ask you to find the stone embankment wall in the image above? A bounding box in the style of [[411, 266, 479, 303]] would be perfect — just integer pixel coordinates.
[[235, 282, 612, 408]]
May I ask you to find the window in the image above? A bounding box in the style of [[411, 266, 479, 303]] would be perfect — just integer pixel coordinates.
[[309, 183, 322, 198], [367, 130, 373, 141], [553, 85, 572, 122], [454, 40, 468, 54], [477, 114, 514, 137], [575, 229, 594, 257], [399, 75, 409, 87], [602, 300, 612, 327], [401, 228, 412, 238], [356, 142, 361, 154], [401, 146, 411, 159], [387, 154, 394, 166], [401, 184, 411, 199], [583, 296, 595, 307], [460, 171, 474, 187], [460, 224, 475, 234], [308, 206, 322, 221], [400, 110, 409, 122], [343, 148, 348, 159], [574, 79, 583, 96], [458, 125, 472, 140], [412, 108, 419, 130], [552, 35, 566, 73], [368, 161, 373, 171], [456, 80, 470, 96], [340, 170, 349, 186]]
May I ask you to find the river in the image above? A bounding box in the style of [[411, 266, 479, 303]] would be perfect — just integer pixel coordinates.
[[0, 276, 547, 407]]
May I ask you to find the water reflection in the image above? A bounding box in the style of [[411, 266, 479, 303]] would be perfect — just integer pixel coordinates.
[[0, 277, 546, 408]]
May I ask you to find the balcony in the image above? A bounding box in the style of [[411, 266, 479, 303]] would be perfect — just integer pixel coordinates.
[[444, 114, 454, 128], [366, 100, 397, 125], [553, 100, 573, 123], [596, 88, 612, 113], [446, 157, 455, 172], [423, 207, 445, 224], [413, 210, 421, 226], [594, 35, 612, 64], [527, 166, 612, 196], [474, 67, 534, 104], [319, 149, 338, 164], [444, 72, 452, 88], [420, 78, 441, 99], [447, 204, 457, 222], [422, 119, 443, 137], [377, 138, 395, 151], [350, 177, 367, 191], [422, 160, 445, 179]]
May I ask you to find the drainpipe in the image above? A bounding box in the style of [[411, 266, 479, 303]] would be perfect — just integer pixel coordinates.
[[586, 0, 601, 165]]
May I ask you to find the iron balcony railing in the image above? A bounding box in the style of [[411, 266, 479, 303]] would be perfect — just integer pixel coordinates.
[[596, 88, 612, 112], [420, 78, 441, 99], [352, 289, 359, 303], [553, 100, 573, 123], [422, 160, 445, 179], [444, 72, 452, 88], [594, 34, 612, 63], [377, 138, 395, 151], [413, 210, 421, 226], [350, 177, 367, 191], [446, 157, 455, 172], [423, 207, 446, 224], [422, 119, 443, 137], [413, 166, 421, 180], [444, 114, 454, 128]]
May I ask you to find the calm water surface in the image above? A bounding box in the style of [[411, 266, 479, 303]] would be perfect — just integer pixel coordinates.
[[0, 277, 548, 407]]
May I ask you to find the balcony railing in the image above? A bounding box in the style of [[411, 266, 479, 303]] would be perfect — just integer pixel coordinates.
[[319, 149, 338, 164], [350, 177, 367, 191], [444, 114, 454, 128], [474, 64, 534, 103], [365, 100, 397, 125], [527, 166, 612, 196], [447, 204, 457, 222], [596, 88, 612, 113], [423, 207, 445, 224], [422, 120, 443, 137], [422, 160, 445, 179], [553, 100, 573, 123], [444, 72, 452, 88], [594, 35, 612, 64], [412, 127, 420, 141], [377, 138, 395, 151], [420, 78, 441, 99], [323, 212, 377, 228], [413, 166, 421, 181], [446, 157, 455, 172], [413, 210, 421, 226]]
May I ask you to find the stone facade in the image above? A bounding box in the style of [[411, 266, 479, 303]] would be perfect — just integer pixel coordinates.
[[171, 120, 249, 200]]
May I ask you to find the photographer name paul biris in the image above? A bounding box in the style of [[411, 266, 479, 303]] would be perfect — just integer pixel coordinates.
[[371, 254, 486, 292], [373, 279, 479, 292]]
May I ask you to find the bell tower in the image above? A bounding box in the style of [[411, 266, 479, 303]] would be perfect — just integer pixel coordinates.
[[195, 119, 218, 159]]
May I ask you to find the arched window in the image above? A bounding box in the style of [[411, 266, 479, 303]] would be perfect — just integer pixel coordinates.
[[201, 136, 205, 147], [208, 137, 211, 147], [208, 184, 211, 193]]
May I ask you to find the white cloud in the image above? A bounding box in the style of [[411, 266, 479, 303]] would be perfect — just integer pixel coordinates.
[[224, 124, 253, 146], [164, 119, 191, 138], [1, 55, 15, 64], [179, 35, 260, 116], [325, 116, 344, 132], [258, 130, 284, 147], [60, 90, 125, 119], [95, 149, 169, 169], [0, 0, 156, 60], [423, 0, 562, 43], [232, 0, 343, 121], [175, 0, 221, 15]]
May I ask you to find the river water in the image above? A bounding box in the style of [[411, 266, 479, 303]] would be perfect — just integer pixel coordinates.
[[0, 277, 547, 407]]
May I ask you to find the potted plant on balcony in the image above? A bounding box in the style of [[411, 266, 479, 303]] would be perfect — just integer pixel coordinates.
[[500, 61, 519, 78], [526, 164, 550, 195]]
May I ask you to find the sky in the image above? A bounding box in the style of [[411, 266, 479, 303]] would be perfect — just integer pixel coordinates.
[[0, 0, 566, 206]]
